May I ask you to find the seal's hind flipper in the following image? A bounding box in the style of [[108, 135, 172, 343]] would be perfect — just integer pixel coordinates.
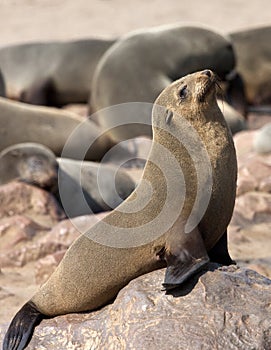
[[3, 301, 43, 350], [208, 230, 235, 266], [162, 226, 209, 291]]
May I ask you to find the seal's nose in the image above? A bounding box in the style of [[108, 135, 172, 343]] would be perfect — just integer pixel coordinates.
[[202, 69, 212, 77]]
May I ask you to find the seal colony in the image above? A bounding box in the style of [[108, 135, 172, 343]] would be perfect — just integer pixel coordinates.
[[90, 24, 244, 141], [230, 26, 271, 106], [3, 70, 237, 350], [0, 97, 113, 161], [0, 38, 115, 106], [0, 142, 136, 217]]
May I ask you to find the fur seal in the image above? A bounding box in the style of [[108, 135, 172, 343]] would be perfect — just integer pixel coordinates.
[[3, 69, 237, 350], [90, 24, 243, 141], [0, 142, 135, 217], [0, 97, 113, 161], [0, 38, 115, 107], [0, 69, 5, 97], [0, 142, 58, 191], [230, 26, 271, 105]]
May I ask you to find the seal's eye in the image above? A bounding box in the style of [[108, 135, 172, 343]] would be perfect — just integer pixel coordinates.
[[179, 85, 188, 100]]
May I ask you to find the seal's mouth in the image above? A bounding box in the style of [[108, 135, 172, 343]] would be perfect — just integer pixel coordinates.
[[197, 70, 217, 103]]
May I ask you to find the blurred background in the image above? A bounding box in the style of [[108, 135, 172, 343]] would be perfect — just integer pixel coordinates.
[[1, 0, 271, 45]]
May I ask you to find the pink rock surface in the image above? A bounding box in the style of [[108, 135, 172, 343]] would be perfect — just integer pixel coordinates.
[[0, 212, 109, 269], [1, 266, 270, 350], [236, 152, 271, 196], [0, 215, 49, 268], [233, 130, 256, 158], [0, 181, 65, 227], [34, 212, 110, 284], [232, 191, 271, 226]]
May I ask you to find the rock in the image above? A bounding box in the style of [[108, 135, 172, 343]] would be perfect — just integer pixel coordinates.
[[0, 264, 38, 324], [0, 286, 13, 301], [238, 257, 271, 279], [0, 181, 67, 268], [38, 212, 109, 247], [231, 191, 271, 226], [234, 129, 271, 196], [0, 213, 110, 325], [229, 191, 271, 266], [253, 122, 271, 154], [247, 113, 271, 131], [34, 212, 109, 283], [0, 181, 65, 227], [1, 265, 270, 349], [35, 250, 66, 285], [233, 130, 256, 158], [0, 212, 109, 270], [236, 153, 271, 196], [229, 191, 271, 259], [0, 215, 47, 249], [229, 222, 271, 262], [0, 215, 49, 267]]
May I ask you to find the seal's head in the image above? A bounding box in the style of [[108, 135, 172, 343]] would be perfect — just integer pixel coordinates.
[[152, 69, 223, 137], [0, 143, 58, 191]]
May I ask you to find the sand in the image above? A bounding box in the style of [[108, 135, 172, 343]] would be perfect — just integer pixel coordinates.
[[0, 0, 271, 47]]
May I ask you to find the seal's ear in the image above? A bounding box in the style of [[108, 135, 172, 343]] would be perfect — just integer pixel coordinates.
[[162, 226, 209, 291], [165, 109, 174, 125], [208, 230, 235, 265]]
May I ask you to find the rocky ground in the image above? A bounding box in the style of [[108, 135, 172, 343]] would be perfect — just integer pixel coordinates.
[[2, 265, 271, 350], [0, 114, 270, 349], [0, 1, 271, 348]]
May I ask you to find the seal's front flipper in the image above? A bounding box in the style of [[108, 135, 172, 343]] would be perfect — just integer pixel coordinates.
[[208, 230, 235, 266], [3, 301, 44, 350], [163, 254, 209, 291], [162, 226, 209, 291]]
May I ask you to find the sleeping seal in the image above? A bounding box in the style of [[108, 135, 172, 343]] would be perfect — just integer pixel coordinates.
[[0, 38, 115, 106], [91, 24, 243, 141], [230, 26, 271, 106], [0, 143, 135, 217], [0, 97, 113, 161]]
